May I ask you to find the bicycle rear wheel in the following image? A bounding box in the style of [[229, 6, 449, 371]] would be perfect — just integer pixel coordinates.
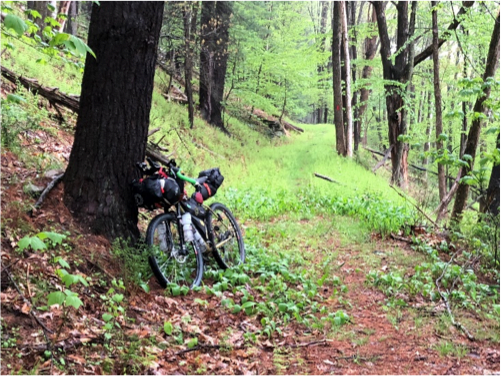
[[207, 203, 245, 269], [147, 213, 203, 288]]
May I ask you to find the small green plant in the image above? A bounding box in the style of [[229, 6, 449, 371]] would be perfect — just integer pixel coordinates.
[[434, 341, 468, 358], [46, 262, 88, 345], [111, 239, 151, 292], [17, 231, 66, 254], [100, 279, 127, 341]]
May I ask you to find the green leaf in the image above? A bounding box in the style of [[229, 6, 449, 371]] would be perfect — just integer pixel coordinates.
[[102, 313, 113, 322], [40, 231, 66, 245], [47, 291, 65, 306], [6, 94, 26, 104], [112, 294, 124, 303], [57, 258, 70, 269], [139, 282, 150, 293], [17, 236, 31, 251], [437, 133, 448, 142], [50, 32, 70, 47], [3, 14, 28, 36], [164, 321, 173, 335], [65, 295, 82, 309], [64, 35, 95, 58], [187, 337, 198, 349], [171, 285, 181, 296], [61, 273, 77, 288], [30, 237, 47, 251], [231, 305, 242, 314], [278, 302, 288, 313], [26, 9, 42, 19]]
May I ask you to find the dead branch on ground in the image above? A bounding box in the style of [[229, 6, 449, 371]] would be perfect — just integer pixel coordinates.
[[314, 173, 343, 185], [31, 173, 65, 212], [389, 185, 439, 229], [435, 251, 475, 341]]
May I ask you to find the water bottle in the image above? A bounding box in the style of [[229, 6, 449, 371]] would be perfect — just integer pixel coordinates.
[[193, 228, 206, 253], [181, 213, 194, 242]]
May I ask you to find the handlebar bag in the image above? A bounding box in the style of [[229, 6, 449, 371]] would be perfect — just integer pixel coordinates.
[[197, 168, 224, 199]]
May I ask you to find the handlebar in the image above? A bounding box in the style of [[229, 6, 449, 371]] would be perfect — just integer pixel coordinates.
[[137, 157, 197, 186]]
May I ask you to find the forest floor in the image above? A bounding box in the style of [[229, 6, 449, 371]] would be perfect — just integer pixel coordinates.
[[1, 89, 500, 375], [1, 170, 499, 375]]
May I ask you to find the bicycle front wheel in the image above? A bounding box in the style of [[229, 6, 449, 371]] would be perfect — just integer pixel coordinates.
[[207, 203, 245, 269], [146, 213, 203, 288]]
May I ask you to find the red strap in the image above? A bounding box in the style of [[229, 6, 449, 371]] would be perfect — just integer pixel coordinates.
[[158, 167, 168, 179], [203, 183, 212, 197]]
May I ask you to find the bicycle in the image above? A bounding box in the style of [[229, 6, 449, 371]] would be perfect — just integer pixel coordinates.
[[132, 157, 245, 289]]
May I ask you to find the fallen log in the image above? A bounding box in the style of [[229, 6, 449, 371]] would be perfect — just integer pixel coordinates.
[[1, 66, 80, 113], [250, 108, 304, 133]]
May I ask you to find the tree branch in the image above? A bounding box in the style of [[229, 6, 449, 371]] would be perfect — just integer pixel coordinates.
[[413, 1, 475, 66]]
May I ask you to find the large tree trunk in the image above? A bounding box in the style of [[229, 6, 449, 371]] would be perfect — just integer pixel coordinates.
[[432, 1, 446, 201], [63, 2, 164, 242], [199, 1, 232, 134], [332, 2, 346, 155], [483, 133, 500, 216], [452, 11, 500, 222]]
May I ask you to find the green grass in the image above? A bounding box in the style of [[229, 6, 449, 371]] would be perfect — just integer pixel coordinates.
[[3, 39, 83, 95]]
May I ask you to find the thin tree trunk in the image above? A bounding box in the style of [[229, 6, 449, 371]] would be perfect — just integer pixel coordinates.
[[393, 2, 417, 190], [183, 2, 197, 129], [341, 1, 353, 157], [432, 1, 446, 201], [64, 1, 78, 36], [358, 4, 378, 146], [452, 11, 500, 222], [333, 2, 346, 155], [57, 1, 71, 32]]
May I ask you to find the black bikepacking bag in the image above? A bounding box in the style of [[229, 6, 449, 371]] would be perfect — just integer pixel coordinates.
[[198, 168, 224, 200], [132, 175, 180, 209]]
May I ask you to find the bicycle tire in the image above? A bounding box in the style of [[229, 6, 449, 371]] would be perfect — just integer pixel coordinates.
[[207, 203, 245, 269], [146, 212, 203, 288]]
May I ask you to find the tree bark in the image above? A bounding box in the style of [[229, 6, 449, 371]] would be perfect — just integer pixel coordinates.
[[341, 1, 353, 157], [199, 1, 232, 135], [432, 1, 447, 201], [483, 133, 500, 216], [63, 2, 164, 242], [358, 4, 378, 146], [452, 11, 500, 222], [64, 1, 78, 36], [183, 2, 198, 129], [332, 2, 346, 155], [57, 1, 71, 32]]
